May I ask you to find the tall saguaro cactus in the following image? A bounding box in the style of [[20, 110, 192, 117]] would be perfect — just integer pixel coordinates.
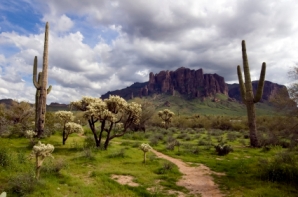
[[237, 40, 266, 147], [33, 22, 52, 137]]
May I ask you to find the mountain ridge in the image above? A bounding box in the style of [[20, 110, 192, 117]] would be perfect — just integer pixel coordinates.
[[101, 67, 287, 102]]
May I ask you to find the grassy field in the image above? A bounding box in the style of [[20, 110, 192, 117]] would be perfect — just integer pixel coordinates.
[[131, 93, 278, 116], [1, 127, 297, 197]]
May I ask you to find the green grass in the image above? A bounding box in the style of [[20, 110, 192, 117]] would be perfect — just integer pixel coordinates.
[[131, 93, 278, 116], [1, 128, 298, 197]]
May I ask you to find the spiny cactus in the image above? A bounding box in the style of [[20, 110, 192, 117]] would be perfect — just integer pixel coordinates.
[[237, 40, 266, 147], [33, 22, 52, 137], [30, 141, 54, 179]]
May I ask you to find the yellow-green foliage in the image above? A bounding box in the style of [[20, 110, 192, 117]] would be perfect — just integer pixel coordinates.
[[30, 141, 54, 179], [71, 95, 142, 149], [158, 109, 174, 129]]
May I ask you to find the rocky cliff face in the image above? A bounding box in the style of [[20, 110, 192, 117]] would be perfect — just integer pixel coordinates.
[[228, 81, 287, 102], [143, 67, 228, 98], [101, 67, 287, 102]]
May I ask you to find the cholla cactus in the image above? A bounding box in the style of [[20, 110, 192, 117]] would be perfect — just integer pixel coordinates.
[[158, 109, 175, 130], [55, 111, 74, 123], [65, 122, 83, 135], [55, 111, 77, 145], [114, 123, 123, 131], [30, 141, 54, 179], [140, 143, 152, 164], [71, 95, 141, 150], [25, 130, 37, 141], [0, 192, 6, 197]]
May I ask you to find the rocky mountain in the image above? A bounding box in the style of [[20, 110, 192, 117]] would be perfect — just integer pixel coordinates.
[[101, 67, 288, 102], [102, 67, 228, 99], [228, 81, 286, 102]]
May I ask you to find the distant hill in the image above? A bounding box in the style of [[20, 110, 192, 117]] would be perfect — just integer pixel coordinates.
[[101, 67, 288, 103], [0, 99, 69, 111], [0, 99, 17, 106]]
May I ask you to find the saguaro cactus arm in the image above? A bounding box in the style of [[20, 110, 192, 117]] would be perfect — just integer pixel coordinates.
[[237, 65, 246, 103], [33, 56, 41, 89], [254, 62, 266, 103], [47, 85, 52, 94]]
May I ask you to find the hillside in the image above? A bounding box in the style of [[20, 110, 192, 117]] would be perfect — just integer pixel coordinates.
[[101, 67, 287, 104], [131, 92, 277, 116]]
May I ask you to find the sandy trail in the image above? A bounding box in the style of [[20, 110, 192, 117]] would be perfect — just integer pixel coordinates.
[[151, 149, 224, 197]]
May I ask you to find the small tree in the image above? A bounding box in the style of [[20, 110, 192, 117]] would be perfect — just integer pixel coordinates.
[[25, 130, 37, 144], [139, 143, 152, 164], [30, 141, 54, 179], [71, 95, 141, 150], [158, 109, 174, 130], [55, 111, 84, 145], [5, 101, 34, 136], [131, 99, 155, 132], [64, 122, 84, 143]]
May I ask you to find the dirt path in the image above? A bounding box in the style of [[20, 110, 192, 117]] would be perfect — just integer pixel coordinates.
[[151, 150, 224, 197]]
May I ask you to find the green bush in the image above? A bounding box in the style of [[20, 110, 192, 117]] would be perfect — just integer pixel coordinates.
[[107, 149, 126, 158], [214, 143, 233, 156], [83, 135, 96, 149], [8, 172, 37, 196], [0, 148, 11, 167], [155, 162, 174, 174], [258, 151, 298, 185], [43, 159, 67, 174]]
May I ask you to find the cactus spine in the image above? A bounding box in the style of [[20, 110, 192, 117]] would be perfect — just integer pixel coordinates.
[[33, 22, 52, 137], [237, 40, 266, 147]]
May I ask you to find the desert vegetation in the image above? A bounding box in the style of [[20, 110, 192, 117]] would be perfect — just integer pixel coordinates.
[[1, 33, 298, 197], [1, 95, 298, 196]]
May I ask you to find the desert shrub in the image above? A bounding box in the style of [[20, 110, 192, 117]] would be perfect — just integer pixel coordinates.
[[169, 127, 178, 133], [198, 139, 209, 146], [238, 139, 247, 146], [43, 159, 67, 174], [182, 143, 200, 155], [0, 148, 11, 167], [184, 135, 192, 141], [82, 148, 95, 159], [155, 162, 174, 174], [16, 151, 28, 164], [107, 149, 126, 158], [227, 132, 238, 142], [167, 135, 176, 143], [209, 129, 225, 136], [177, 133, 187, 139], [83, 135, 96, 149], [215, 136, 225, 143], [70, 139, 82, 151], [44, 112, 58, 136], [120, 141, 131, 146], [214, 143, 233, 156], [149, 137, 159, 146], [8, 172, 37, 196], [153, 133, 164, 141], [166, 143, 175, 151], [132, 142, 141, 148], [258, 151, 298, 185], [258, 131, 279, 147]]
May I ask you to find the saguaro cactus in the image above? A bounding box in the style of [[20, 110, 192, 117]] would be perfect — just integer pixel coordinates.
[[33, 22, 52, 137], [237, 40, 266, 147]]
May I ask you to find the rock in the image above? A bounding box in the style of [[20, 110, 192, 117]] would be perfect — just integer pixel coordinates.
[[228, 81, 287, 102], [146, 67, 228, 98]]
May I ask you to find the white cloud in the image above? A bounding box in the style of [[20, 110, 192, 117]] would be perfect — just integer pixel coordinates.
[[0, 87, 9, 94], [1, 0, 298, 104]]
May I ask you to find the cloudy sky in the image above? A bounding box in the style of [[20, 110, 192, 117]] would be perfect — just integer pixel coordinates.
[[1, 0, 298, 104]]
